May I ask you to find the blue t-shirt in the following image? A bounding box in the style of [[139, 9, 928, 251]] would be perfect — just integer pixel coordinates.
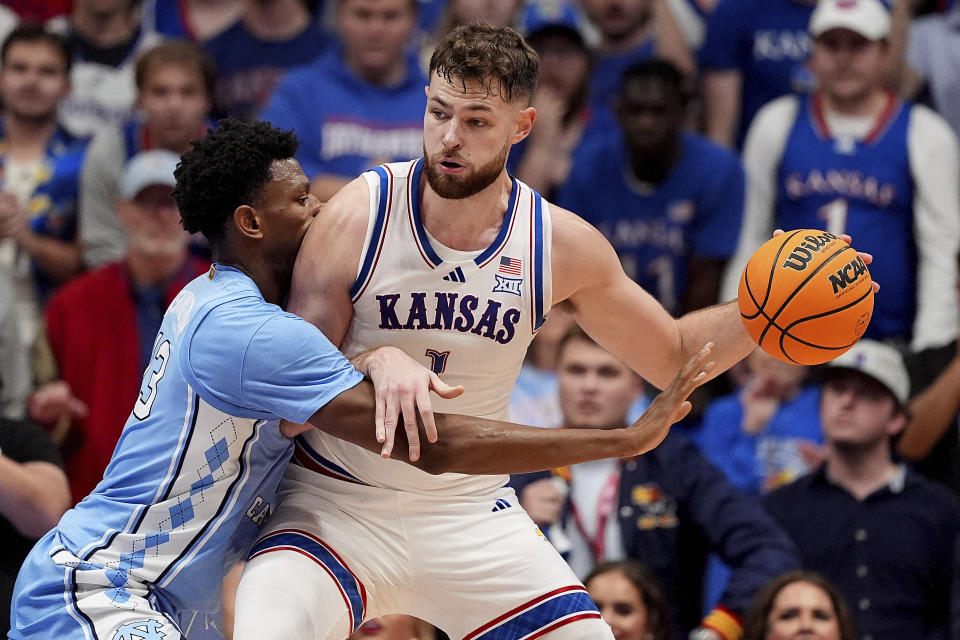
[[555, 131, 745, 313], [203, 19, 331, 121], [698, 0, 814, 147], [697, 385, 822, 496], [49, 265, 363, 623], [261, 47, 427, 180], [586, 41, 658, 141], [149, 0, 192, 39]]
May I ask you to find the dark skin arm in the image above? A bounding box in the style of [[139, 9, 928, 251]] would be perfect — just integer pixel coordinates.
[[307, 343, 716, 475]]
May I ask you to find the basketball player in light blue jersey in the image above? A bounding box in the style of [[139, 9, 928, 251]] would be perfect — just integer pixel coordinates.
[[10, 119, 713, 640], [723, 0, 960, 352]]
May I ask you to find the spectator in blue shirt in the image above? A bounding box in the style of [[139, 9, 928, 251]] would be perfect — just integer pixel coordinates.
[[579, 0, 694, 135], [764, 339, 960, 640], [698, 0, 816, 148], [261, 0, 425, 202], [698, 349, 822, 497], [203, 0, 330, 121], [512, 326, 801, 640], [555, 59, 744, 315]]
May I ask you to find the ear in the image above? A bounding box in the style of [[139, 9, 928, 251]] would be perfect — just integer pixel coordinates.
[[886, 408, 907, 438], [512, 106, 536, 144], [233, 204, 264, 240]]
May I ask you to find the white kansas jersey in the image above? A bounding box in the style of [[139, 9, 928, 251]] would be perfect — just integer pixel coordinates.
[[294, 158, 553, 496]]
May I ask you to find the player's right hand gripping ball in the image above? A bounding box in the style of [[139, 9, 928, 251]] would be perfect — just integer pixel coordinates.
[[738, 229, 873, 365]]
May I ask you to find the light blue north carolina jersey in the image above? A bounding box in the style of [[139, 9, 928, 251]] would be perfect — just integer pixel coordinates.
[[11, 265, 363, 637]]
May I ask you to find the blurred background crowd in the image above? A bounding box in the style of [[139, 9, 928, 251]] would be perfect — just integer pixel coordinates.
[[0, 0, 958, 638]]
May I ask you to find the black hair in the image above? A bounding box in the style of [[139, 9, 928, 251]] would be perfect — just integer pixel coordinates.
[[1, 22, 72, 75], [619, 58, 689, 106], [173, 119, 298, 248]]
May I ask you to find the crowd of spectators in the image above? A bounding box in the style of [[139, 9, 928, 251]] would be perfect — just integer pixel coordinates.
[[0, 0, 958, 638]]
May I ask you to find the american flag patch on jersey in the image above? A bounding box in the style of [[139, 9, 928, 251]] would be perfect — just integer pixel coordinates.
[[498, 256, 522, 275]]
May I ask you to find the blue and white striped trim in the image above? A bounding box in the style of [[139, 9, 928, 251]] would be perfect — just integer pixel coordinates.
[[475, 177, 520, 268], [408, 159, 444, 267], [292, 436, 370, 485], [530, 191, 547, 331], [351, 164, 394, 302], [464, 585, 601, 640], [248, 529, 367, 633]]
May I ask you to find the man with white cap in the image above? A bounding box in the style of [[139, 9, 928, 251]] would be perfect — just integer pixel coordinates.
[[30, 149, 210, 503], [764, 339, 960, 640], [721, 0, 960, 355]]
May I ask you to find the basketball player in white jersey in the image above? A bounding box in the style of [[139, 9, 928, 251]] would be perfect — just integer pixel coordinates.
[[232, 24, 871, 640]]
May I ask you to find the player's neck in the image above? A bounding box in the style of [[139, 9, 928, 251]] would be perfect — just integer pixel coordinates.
[[420, 171, 514, 251], [819, 86, 888, 119], [214, 248, 288, 306]]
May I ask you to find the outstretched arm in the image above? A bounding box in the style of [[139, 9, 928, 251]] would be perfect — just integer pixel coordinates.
[[309, 343, 716, 474], [551, 206, 754, 389]]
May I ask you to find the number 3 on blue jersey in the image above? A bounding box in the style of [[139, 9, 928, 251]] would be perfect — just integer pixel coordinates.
[[134, 333, 171, 420]]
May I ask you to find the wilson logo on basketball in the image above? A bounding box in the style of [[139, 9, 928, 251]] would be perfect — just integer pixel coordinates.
[[828, 255, 868, 294], [781, 232, 839, 271]]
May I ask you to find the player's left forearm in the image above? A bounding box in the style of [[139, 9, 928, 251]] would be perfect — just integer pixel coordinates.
[[676, 300, 755, 381]]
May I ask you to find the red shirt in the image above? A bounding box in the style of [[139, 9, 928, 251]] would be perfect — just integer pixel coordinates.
[[45, 257, 209, 503]]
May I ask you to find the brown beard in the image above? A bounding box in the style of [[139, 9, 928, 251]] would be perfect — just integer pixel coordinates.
[[423, 142, 510, 200]]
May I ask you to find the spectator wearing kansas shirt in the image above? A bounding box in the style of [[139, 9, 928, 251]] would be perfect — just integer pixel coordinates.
[[555, 59, 744, 316], [260, 0, 425, 203], [721, 0, 960, 352], [202, 0, 331, 122], [699, 0, 816, 149]]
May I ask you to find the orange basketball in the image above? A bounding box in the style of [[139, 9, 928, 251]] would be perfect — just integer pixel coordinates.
[[738, 229, 874, 365]]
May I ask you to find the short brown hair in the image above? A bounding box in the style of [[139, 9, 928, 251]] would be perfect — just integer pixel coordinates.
[[429, 23, 539, 104], [1, 23, 71, 74], [135, 40, 217, 100]]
